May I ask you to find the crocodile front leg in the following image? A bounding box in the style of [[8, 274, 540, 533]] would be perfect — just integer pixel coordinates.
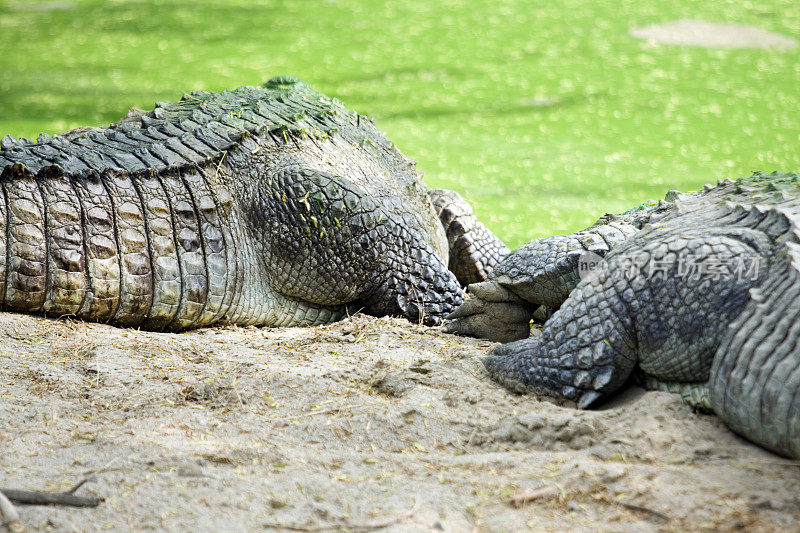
[[483, 226, 771, 408], [445, 221, 639, 342]]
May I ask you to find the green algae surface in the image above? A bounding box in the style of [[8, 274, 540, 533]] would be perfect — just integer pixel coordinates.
[[1, 0, 798, 248]]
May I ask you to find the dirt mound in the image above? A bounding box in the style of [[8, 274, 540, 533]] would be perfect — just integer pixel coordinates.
[[1, 312, 798, 531]]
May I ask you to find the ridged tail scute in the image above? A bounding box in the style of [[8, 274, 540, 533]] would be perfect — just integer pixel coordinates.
[[38, 164, 88, 316], [185, 163, 234, 327], [101, 169, 154, 327], [710, 239, 800, 459], [130, 170, 179, 329], [156, 166, 207, 329], [1, 163, 48, 312], [71, 169, 121, 321], [0, 165, 6, 305]]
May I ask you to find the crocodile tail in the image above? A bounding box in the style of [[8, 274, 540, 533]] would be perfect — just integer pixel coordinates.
[[0, 163, 48, 312], [0, 160, 237, 330], [710, 237, 800, 459], [427, 188, 509, 285]]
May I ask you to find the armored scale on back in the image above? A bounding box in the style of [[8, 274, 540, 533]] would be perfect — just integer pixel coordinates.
[[0, 77, 507, 330]]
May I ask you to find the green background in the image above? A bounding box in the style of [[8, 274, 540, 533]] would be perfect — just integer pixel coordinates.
[[1, 0, 798, 248]]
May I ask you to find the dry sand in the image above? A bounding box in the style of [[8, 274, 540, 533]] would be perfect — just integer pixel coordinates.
[[1, 312, 799, 532], [630, 19, 798, 50]]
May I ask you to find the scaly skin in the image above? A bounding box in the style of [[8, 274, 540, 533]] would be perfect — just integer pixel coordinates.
[[449, 172, 800, 458], [445, 201, 672, 342], [427, 188, 510, 286], [0, 77, 507, 330]]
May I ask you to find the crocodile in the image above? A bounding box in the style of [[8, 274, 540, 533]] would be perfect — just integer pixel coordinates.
[[446, 172, 800, 458], [0, 76, 507, 330]]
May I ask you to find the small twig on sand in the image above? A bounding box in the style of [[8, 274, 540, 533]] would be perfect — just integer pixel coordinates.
[[508, 475, 670, 523], [0, 489, 102, 508], [509, 473, 580, 508], [608, 499, 670, 522], [463, 428, 478, 447], [0, 490, 24, 533], [263, 497, 420, 531], [509, 485, 561, 507], [65, 476, 96, 495], [268, 404, 359, 422], [81, 457, 121, 477]]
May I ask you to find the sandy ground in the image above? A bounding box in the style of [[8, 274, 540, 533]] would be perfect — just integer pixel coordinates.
[[1, 312, 799, 532], [630, 19, 798, 49]]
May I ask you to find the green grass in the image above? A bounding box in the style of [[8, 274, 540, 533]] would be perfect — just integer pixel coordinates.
[[1, 0, 798, 248]]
